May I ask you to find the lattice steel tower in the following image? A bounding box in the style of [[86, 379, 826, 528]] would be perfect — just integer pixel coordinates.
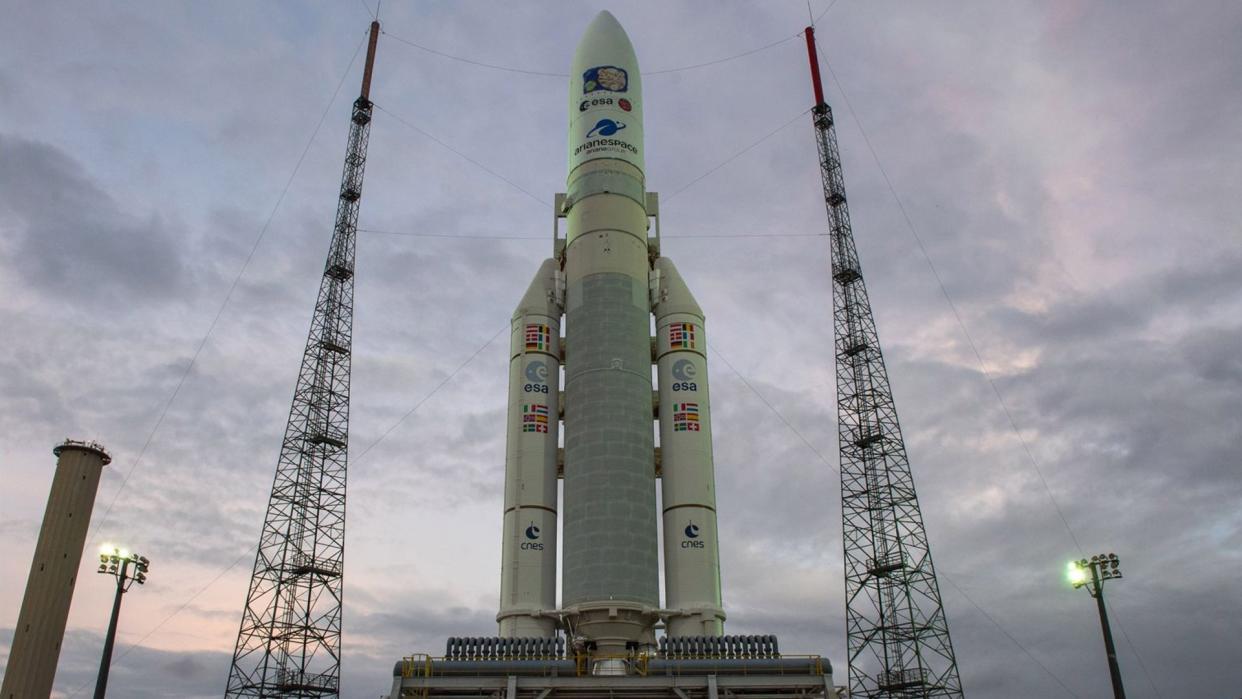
[[803, 27, 963, 698], [225, 21, 380, 698]]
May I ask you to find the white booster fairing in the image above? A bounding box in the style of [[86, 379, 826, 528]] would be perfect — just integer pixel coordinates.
[[498, 260, 562, 637], [497, 11, 724, 653], [654, 258, 725, 637]]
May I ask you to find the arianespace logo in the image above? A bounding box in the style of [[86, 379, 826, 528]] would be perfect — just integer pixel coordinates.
[[522, 522, 544, 551], [587, 119, 626, 138], [574, 118, 638, 159], [682, 521, 705, 549]]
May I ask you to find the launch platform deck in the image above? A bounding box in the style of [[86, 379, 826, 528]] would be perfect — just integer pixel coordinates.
[[387, 672, 839, 699], [386, 657, 841, 699]]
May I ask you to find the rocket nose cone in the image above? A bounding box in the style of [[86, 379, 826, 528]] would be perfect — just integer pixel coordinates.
[[587, 10, 624, 36], [573, 10, 639, 71], [568, 10, 644, 175]]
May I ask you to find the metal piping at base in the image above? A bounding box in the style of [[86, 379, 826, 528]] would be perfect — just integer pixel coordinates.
[[395, 659, 578, 677], [393, 656, 829, 678]]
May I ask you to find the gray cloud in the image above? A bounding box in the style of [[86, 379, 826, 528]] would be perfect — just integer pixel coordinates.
[[1, 2, 1240, 698], [0, 135, 187, 307]]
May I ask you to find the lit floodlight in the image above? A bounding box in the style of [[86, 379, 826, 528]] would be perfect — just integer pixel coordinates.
[[1067, 552, 1128, 696], [1066, 561, 1088, 586]]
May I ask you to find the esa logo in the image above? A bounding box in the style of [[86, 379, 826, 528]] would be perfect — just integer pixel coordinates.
[[681, 521, 705, 549], [521, 522, 544, 551], [524, 360, 550, 394], [579, 97, 613, 111], [670, 359, 698, 392], [578, 97, 633, 112]]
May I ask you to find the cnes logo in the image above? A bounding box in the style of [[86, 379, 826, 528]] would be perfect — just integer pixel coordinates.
[[521, 522, 544, 551], [681, 521, 705, 549]]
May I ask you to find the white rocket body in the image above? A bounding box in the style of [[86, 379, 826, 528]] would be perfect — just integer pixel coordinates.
[[498, 11, 724, 651], [498, 259, 562, 637], [654, 259, 725, 637]]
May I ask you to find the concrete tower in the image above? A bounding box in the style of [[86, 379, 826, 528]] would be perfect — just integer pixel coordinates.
[[2, 439, 110, 699]]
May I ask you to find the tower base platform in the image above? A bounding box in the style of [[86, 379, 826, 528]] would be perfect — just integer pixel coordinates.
[[387, 638, 841, 699], [386, 669, 841, 699]]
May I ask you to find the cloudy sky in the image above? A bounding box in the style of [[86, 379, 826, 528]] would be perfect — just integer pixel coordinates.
[[2, 1, 1240, 697]]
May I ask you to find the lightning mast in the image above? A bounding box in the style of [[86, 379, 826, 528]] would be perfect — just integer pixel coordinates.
[[225, 21, 380, 698], [803, 27, 963, 698]]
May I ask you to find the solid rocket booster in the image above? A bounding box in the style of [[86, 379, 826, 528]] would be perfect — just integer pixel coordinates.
[[654, 258, 725, 637], [498, 259, 562, 637], [498, 11, 724, 652]]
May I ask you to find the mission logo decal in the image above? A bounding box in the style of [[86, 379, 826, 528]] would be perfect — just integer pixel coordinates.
[[673, 402, 700, 432], [669, 322, 697, 350], [524, 323, 551, 352], [522, 404, 549, 433], [583, 65, 628, 93]]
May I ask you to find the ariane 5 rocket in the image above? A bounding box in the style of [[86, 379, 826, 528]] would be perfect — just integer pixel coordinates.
[[498, 11, 725, 654]]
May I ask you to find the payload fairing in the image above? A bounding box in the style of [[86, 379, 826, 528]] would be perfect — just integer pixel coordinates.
[[498, 11, 724, 653]]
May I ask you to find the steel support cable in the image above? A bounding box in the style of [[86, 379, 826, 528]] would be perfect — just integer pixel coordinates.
[[373, 103, 549, 208], [813, 0, 845, 27], [373, 102, 812, 214], [813, 37, 1086, 553], [381, 29, 802, 79], [66, 323, 505, 697], [708, 344, 1081, 698], [1105, 596, 1164, 697], [357, 228, 826, 240], [646, 33, 803, 75], [815, 38, 1163, 695], [64, 549, 252, 698], [665, 108, 811, 202], [84, 30, 371, 549], [352, 323, 508, 464]]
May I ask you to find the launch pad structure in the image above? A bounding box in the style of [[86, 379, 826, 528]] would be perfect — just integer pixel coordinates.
[[215, 6, 964, 699], [387, 11, 841, 699]]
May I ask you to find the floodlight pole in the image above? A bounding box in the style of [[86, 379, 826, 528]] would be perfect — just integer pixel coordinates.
[[1071, 554, 1126, 699], [1087, 562, 1126, 699], [94, 550, 149, 699], [94, 560, 128, 699]]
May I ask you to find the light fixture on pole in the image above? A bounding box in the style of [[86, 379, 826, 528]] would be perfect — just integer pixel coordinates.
[[94, 545, 149, 699], [1067, 553, 1126, 699]]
